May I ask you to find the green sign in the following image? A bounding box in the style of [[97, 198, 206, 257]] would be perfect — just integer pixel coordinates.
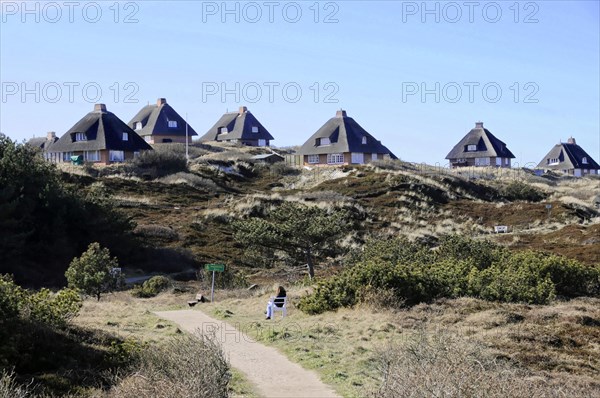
[[205, 263, 225, 272]]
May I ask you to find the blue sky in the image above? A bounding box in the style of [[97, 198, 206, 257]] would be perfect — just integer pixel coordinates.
[[1, 0, 599, 165]]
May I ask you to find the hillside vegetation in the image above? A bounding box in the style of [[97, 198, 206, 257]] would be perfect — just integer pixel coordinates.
[[1, 137, 599, 396]]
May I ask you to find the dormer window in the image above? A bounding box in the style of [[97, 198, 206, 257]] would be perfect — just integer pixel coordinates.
[[467, 144, 477, 152], [122, 132, 129, 141], [582, 157, 588, 164], [548, 158, 559, 165], [135, 122, 142, 130], [219, 127, 228, 134], [168, 120, 178, 128], [317, 137, 330, 146], [75, 132, 86, 141], [362, 136, 367, 145], [252, 126, 259, 133]]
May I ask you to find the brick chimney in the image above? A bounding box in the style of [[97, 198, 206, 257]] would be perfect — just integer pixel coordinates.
[[47, 131, 56, 140], [336, 109, 347, 118], [238, 106, 248, 115], [94, 104, 107, 112], [567, 136, 576, 145], [475, 122, 484, 128], [157, 98, 167, 106]]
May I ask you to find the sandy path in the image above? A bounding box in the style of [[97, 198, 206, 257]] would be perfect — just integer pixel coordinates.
[[154, 310, 341, 398]]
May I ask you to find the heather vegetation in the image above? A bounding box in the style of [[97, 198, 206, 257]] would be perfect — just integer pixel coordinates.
[[298, 236, 600, 314]]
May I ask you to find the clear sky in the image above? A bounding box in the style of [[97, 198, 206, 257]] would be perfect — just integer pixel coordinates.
[[1, 0, 599, 166]]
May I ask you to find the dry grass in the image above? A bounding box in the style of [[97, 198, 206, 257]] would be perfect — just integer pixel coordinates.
[[205, 289, 600, 397]]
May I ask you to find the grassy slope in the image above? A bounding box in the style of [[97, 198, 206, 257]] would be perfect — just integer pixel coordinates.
[[72, 287, 600, 397]]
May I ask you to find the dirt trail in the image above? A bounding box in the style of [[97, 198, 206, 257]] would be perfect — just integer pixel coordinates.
[[155, 310, 341, 398]]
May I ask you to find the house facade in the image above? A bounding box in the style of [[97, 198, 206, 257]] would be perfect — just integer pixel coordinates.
[[199, 106, 274, 147], [27, 131, 59, 161], [48, 104, 152, 165], [297, 110, 396, 166], [128, 98, 197, 144], [445, 122, 515, 168], [536, 137, 599, 177]]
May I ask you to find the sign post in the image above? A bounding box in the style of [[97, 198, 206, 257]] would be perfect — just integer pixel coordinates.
[[205, 264, 225, 302]]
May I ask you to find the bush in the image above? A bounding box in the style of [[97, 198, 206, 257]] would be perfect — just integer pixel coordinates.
[[297, 237, 600, 314], [108, 333, 230, 398], [131, 276, 171, 298], [502, 180, 546, 202], [132, 150, 187, 177]]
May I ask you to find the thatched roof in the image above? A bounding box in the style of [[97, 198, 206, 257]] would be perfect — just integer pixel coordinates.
[[536, 137, 600, 170], [51, 104, 152, 152], [27, 132, 58, 151], [199, 107, 274, 142], [128, 98, 197, 137], [445, 122, 515, 160], [297, 110, 396, 157]]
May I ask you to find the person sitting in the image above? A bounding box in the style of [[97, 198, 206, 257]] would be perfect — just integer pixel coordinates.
[[265, 286, 286, 320]]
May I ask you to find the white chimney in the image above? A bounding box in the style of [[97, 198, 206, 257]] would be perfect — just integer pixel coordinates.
[[157, 98, 167, 106], [475, 122, 484, 128], [567, 137, 576, 145], [47, 131, 56, 140], [94, 104, 107, 112]]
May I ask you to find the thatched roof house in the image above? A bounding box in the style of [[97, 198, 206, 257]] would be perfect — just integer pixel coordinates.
[[128, 98, 197, 144], [49, 104, 152, 164], [297, 110, 396, 166], [445, 122, 515, 168], [199, 106, 274, 147], [536, 137, 599, 177]]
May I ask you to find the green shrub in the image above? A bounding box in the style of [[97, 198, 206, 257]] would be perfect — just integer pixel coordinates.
[[502, 180, 546, 202], [298, 237, 600, 314], [131, 276, 171, 298]]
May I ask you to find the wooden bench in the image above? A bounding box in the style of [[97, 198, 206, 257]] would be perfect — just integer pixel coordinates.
[[494, 225, 508, 233]]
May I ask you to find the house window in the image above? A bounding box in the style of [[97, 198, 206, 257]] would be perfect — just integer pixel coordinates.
[[362, 136, 367, 144], [135, 122, 142, 130], [327, 153, 344, 164], [258, 139, 267, 147], [168, 120, 178, 128], [496, 158, 502, 166], [505, 158, 510, 165], [548, 158, 559, 165], [308, 154, 320, 164], [75, 132, 86, 141], [252, 126, 259, 133], [62, 152, 72, 162], [144, 135, 152, 143], [467, 144, 477, 151], [582, 157, 588, 164], [85, 150, 100, 162], [351, 153, 364, 164], [475, 157, 490, 166], [219, 127, 228, 134], [122, 132, 129, 141], [109, 150, 125, 162], [318, 137, 330, 146], [371, 153, 378, 161], [134, 151, 140, 158]]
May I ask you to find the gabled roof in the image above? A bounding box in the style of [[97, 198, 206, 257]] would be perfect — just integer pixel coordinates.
[[51, 104, 152, 152], [445, 122, 515, 160], [27, 132, 58, 151], [128, 98, 197, 137], [199, 107, 274, 142], [536, 137, 600, 170], [297, 110, 397, 158]]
